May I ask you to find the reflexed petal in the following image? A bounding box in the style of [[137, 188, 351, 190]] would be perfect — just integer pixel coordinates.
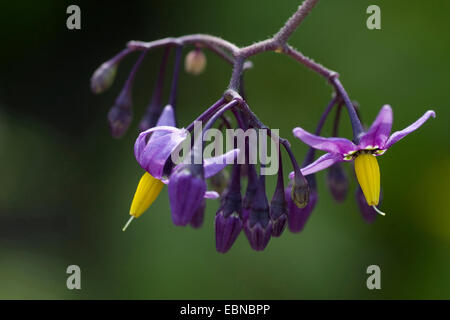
[[359, 105, 393, 149], [168, 166, 206, 226], [134, 125, 181, 161], [204, 148, 240, 179], [289, 153, 342, 179], [293, 127, 357, 154], [384, 110, 436, 149], [204, 191, 220, 199], [134, 126, 188, 179]]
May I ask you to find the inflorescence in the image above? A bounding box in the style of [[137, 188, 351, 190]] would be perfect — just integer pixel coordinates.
[[91, 0, 435, 253]]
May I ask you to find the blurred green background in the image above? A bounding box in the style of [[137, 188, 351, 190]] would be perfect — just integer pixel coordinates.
[[0, 0, 449, 299]]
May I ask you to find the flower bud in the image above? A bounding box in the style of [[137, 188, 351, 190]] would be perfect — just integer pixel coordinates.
[[215, 170, 243, 253], [244, 175, 272, 251], [291, 171, 310, 209], [270, 184, 288, 237], [91, 61, 118, 94], [107, 98, 132, 139], [168, 164, 206, 226], [185, 50, 206, 75], [286, 176, 317, 233], [215, 212, 243, 254], [190, 200, 206, 229], [326, 163, 349, 202]]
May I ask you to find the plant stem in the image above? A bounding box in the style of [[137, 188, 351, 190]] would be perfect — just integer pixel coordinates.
[[119, 0, 364, 139], [274, 0, 320, 44]]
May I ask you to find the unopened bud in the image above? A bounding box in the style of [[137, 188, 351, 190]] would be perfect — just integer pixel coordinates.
[[107, 91, 132, 138], [185, 50, 206, 75], [291, 172, 310, 209], [108, 105, 132, 139], [91, 62, 118, 94], [270, 182, 288, 237]]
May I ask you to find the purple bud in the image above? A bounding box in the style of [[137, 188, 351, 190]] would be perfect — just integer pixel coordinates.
[[215, 212, 243, 253], [356, 187, 381, 224], [168, 164, 206, 226], [190, 200, 206, 229], [327, 163, 349, 202], [286, 183, 318, 233], [244, 174, 272, 251], [107, 51, 147, 138], [270, 164, 288, 237], [107, 91, 132, 138], [291, 171, 310, 209], [244, 220, 272, 251], [214, 165, 243, 253], [271, 213, 287, 237]]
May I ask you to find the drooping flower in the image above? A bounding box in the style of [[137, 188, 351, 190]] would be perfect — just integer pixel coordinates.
[[168, 163, 207, 226], [124, 104, 240, 230], [292, 105, 435, 214]]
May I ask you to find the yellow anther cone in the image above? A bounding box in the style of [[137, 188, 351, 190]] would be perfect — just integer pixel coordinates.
[[130, 172, 164, 218], [354, 153, 380, 206]]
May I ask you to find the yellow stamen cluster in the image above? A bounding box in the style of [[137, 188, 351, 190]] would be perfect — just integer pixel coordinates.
[[123, 172, 164, 231], [354, 152, 380, 206]]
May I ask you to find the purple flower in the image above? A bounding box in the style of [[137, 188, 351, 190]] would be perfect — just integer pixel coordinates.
[[167, 149, 240, 226], [168, 163, 207, 226], [291, 106, 435, 212], [134, 125, 188, 180]]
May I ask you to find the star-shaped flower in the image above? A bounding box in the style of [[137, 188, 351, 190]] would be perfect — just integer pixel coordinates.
[[291, 105, 435, 214]]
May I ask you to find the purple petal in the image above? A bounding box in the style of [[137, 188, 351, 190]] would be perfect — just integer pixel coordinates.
[[156, 105, 176, 127], [384, 110, 436, 149], [204, 149, 240, 179], [168, 168, 206, 226], [359, 105, 393, 149], [293, 127, 357, 154], [204, 191, 219, 199], [134, 126, 188, 179], [289, 153, 342, 179], [215, 212, 243, 253], [286, 187, 318, 233], [134, 126, 180, 159]]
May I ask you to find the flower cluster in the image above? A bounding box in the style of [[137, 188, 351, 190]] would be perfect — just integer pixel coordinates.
[[91, 0, 435, 252]]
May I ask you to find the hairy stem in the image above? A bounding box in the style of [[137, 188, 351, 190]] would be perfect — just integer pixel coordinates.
[[118, 0, 364, 139]]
